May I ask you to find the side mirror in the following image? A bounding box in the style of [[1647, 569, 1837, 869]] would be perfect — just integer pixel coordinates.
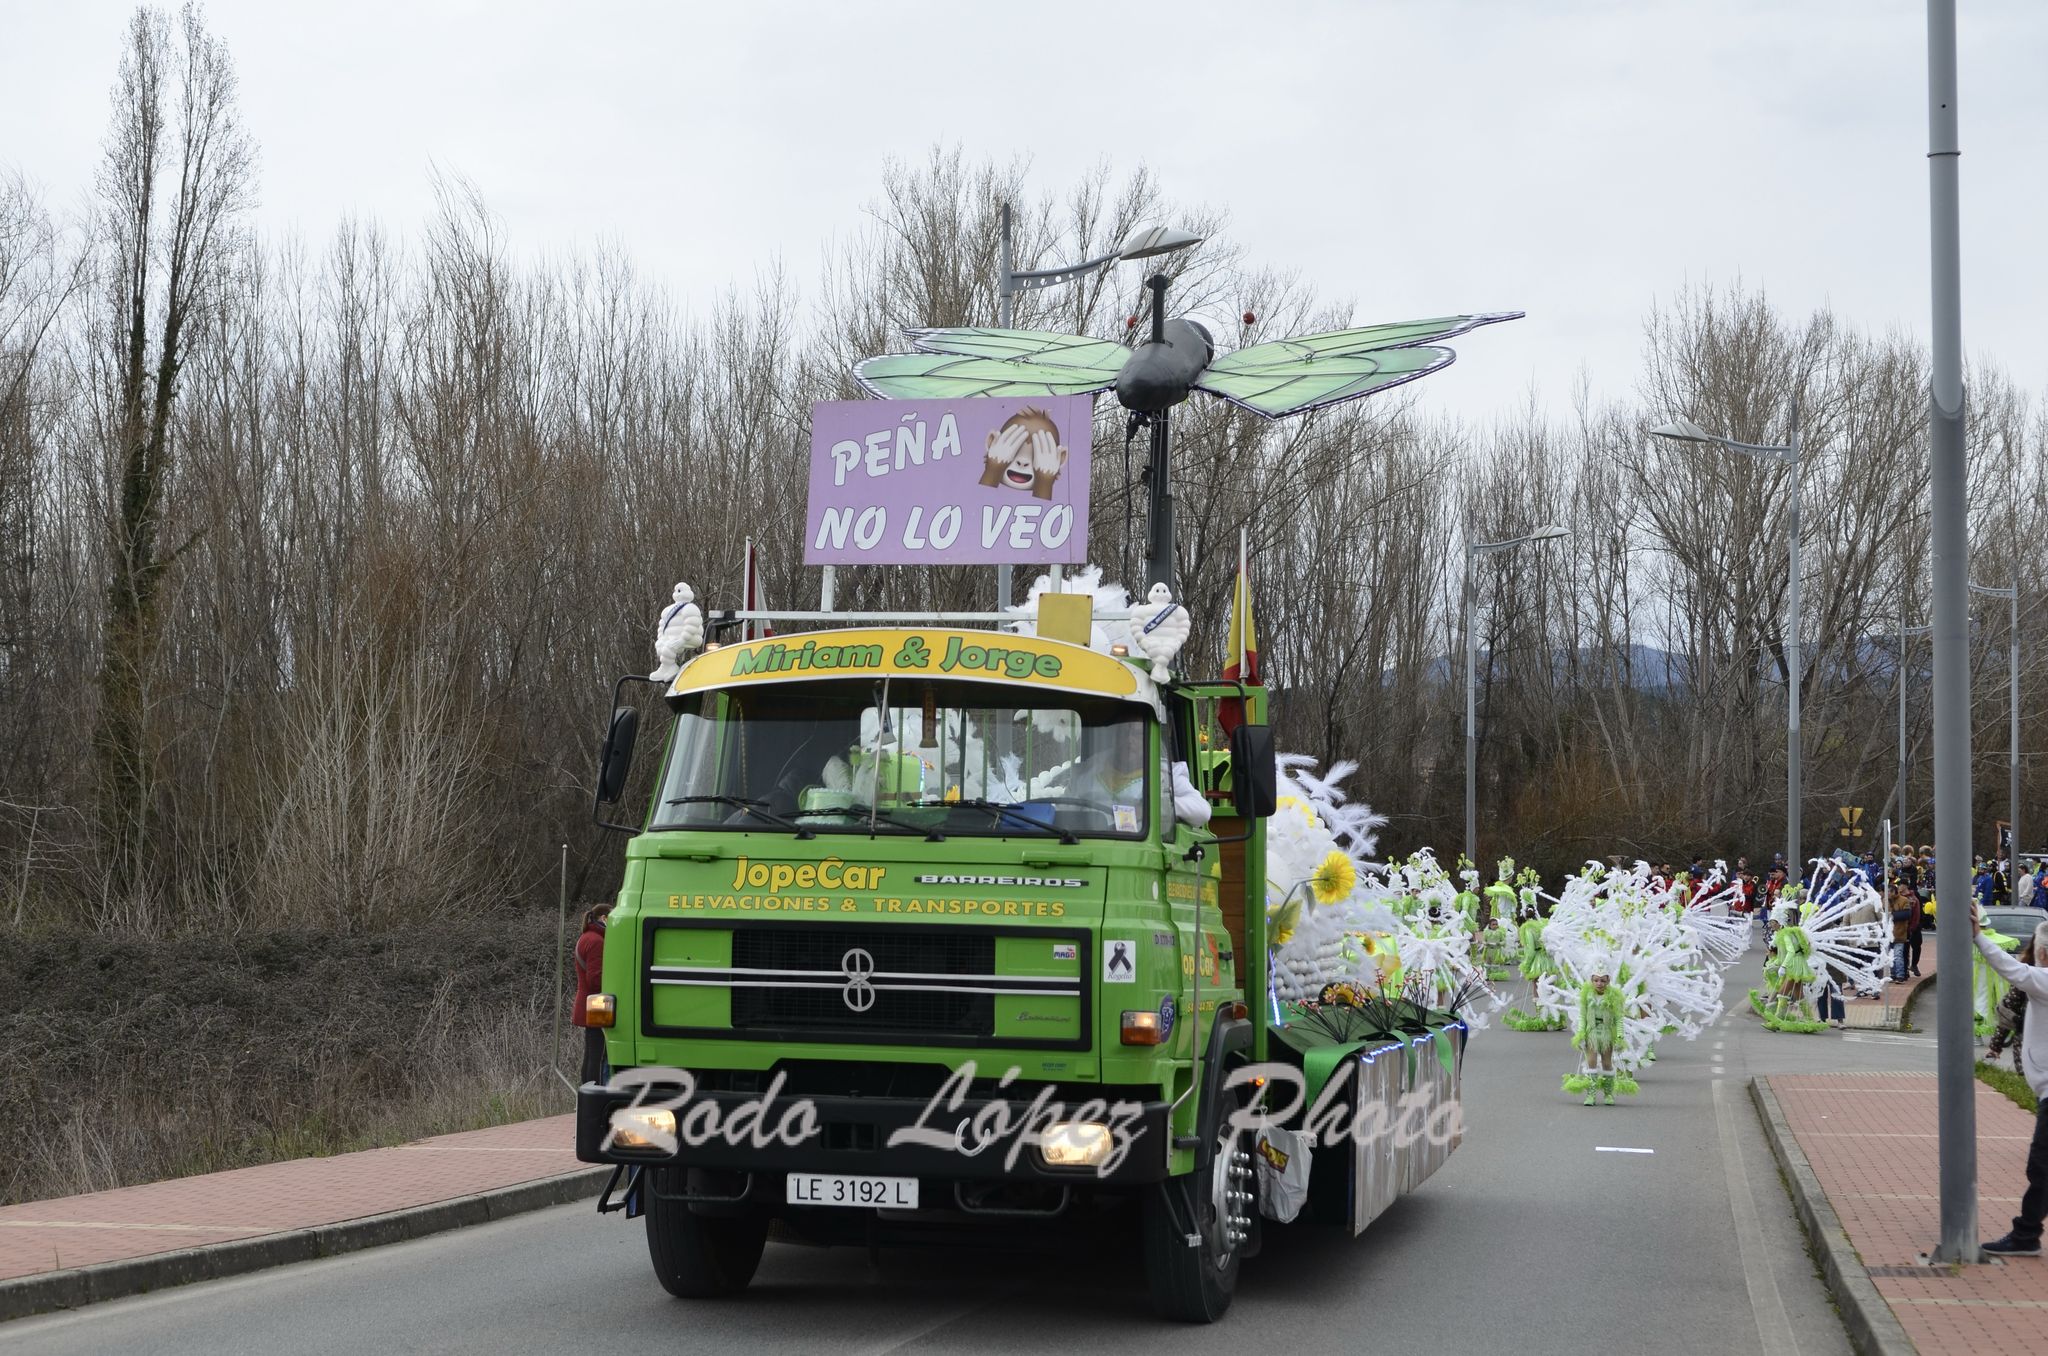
[[596, 705, 640, 805], [1228, 724, 1276, 819]]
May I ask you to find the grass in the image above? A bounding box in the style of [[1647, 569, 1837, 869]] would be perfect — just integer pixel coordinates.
[[1976, 1060, 2039, 1114], [1, 910, 575, 1205]]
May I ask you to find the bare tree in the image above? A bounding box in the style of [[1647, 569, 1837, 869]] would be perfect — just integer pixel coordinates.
[[90, 3, 254, 903]]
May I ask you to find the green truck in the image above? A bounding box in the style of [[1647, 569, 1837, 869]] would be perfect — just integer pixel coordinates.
[[576, 619, 1467, 1321]]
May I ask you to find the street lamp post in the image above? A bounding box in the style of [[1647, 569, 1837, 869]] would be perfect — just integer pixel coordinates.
[[994, 206, 1201, 603], [1650, 407, 1801, 879], [1464, 525, 1569, 869], [1970, 580, 2020, 872], [1898, 618, 1932, 841], [1925, 0, 1975, 1265]]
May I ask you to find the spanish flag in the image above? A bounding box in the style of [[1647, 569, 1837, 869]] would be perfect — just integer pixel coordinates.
[[1221, 529, 1259, 732]]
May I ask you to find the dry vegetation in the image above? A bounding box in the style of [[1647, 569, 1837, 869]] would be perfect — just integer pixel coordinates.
[[0, 910, 564, 1205], [1, 4, 2046, 1197]]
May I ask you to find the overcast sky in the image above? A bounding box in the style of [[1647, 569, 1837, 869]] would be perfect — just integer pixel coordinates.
[[3, 1, 2042, 424]]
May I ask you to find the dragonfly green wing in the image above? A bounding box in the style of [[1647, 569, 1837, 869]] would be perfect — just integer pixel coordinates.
[[1195, 312, 1523, 418], [1195, 346, 1454, 418], [854, 327, 1127, 400], [904, 327, 1130, 368]]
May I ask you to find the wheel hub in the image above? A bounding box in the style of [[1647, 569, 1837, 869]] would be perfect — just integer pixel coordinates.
[[1208, 1138, 1254, 1264]]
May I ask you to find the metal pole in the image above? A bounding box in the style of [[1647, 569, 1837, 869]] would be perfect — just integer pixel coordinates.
[[996, 202, 1015, 611], [1786, 402, 1802, 884], [1142, 275, 1175, 596], [1925, 0, 1978, 1265], [1899, 612, 1909, 838], [551, 843, 568, 1086], [998, 202, 1015, 329], [2010, 582, 2019, 868], [1144, 413, 1173, 594], [1464, 548, 1477, 870]]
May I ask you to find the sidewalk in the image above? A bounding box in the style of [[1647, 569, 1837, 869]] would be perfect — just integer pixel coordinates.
[[0, 1114, 599, 1321], [1759, 1072, 2043, 1354], [1842, 941, 1936, 1029]]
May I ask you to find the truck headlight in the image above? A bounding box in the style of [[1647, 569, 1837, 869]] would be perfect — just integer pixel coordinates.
[[1038, 1121, 1113, 1168], [584, 993, 615, 1028], [610, 1106, 676, 1151]]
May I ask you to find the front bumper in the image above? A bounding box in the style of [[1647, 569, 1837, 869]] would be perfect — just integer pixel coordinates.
[[575, 1078, 1171, 1186]]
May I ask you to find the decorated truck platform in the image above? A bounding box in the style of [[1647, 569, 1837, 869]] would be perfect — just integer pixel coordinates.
[[575, 278, 1507, 1319], [575, 605, 1468, 1320]]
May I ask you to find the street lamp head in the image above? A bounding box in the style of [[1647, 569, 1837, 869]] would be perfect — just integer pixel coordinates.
[[1529, 524, 1570, 542], [1117, 225, 1204, 261], [1649, 417, 1718, 445]]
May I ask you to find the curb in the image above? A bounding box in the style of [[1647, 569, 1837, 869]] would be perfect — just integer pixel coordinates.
[[1749, 1077, 1917, 1356], [0, 1164, 610, 1325]]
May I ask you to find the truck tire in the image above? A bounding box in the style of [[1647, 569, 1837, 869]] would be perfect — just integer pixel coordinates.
[[643, 1169, 768, 1298], [1141, 1078, 1251, 1321]]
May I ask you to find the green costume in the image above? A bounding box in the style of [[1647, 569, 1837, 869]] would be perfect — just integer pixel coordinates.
[[1973, 926, 2020, 1037], [1505, 915, 1565, 1030], [1751, 907, 1826, 1033], [1562, 979, 1636, 1105], [1479, 919, 1514, 980]]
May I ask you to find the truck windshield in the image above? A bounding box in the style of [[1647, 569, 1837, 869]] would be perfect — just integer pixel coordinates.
[[650, 679, 1152, 839]]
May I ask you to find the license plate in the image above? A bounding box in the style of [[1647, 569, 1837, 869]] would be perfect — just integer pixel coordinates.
[[785, 1172, 918, 1209]]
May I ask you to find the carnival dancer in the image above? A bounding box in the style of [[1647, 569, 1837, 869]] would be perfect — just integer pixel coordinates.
[[1484, 858, 1519, 929], [1564, 967, 1632, 1105], [1478, 912, 1515, 981], [1748, 859, 1889, 1033], [1976, 919, 2024, 1037], [1506, 897, 1565, 1029], [1754, 900, 1825, 1031]]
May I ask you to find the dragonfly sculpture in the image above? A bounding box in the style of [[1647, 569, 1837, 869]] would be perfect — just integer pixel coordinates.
[[855, 272, 1523, 589]]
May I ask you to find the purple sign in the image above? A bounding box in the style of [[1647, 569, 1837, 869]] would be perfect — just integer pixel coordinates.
[[804, 396, 1094, 565]]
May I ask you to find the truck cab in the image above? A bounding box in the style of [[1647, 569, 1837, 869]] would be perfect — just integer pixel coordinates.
[[576, 625, 1274, 1319]]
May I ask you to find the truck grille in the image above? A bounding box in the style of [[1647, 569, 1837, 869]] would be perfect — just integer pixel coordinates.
[[644, 920, 1088, 1049], [731, 926, 996, 1039]]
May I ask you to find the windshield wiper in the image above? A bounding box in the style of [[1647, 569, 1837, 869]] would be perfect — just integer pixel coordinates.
[[663, 795, 813, 838], [912, 798, 1079, 846], [789, 806, 944, 841]]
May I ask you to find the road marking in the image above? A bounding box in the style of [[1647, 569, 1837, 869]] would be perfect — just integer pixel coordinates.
[[1714, 1040, 1725, 1051], [1840, 1032, 1936, 1046], [1714, 1078, 1800, 1356], [1594, 1146, 1654, 1154]]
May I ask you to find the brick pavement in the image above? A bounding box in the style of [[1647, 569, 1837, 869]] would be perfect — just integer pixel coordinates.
[[1766, 1072, 2044, 1353], [0, 1114, 584, 1283]]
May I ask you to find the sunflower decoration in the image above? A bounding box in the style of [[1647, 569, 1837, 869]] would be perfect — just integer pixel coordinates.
[[1318, 980, 1367, 1008], [1268, 895, 1303, 946], [1310, 850, 1358, 905], [1354, 932, 1403, 988]]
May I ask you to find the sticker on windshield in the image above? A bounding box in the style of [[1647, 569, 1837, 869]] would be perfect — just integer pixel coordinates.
[[1113, 804, 1139, 833], [1052, 943, 1076, 961], [1103, 939, 1137, 983]]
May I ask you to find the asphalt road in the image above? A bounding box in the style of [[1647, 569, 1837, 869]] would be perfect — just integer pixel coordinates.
[[4, 933, 1942, 1356]]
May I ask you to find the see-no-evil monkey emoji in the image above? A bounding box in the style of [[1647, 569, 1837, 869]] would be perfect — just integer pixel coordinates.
[[978, 406, 1068, 500]]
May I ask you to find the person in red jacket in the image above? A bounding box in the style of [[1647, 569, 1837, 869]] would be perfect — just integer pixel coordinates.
[[573, 903, 613, 1084]]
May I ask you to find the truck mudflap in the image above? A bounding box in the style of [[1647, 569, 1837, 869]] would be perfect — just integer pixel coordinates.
[[575, 1079, 1173, 1187], [1346, 1021, 1466, 1235]]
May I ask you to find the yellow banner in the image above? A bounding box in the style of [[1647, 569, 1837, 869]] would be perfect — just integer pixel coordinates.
[[671, 628, 1140, 699]]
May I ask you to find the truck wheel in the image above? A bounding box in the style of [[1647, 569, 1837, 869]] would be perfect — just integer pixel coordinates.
[[1142, 1093, 1252, 1321], [643, 1169, 768, 1298]]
